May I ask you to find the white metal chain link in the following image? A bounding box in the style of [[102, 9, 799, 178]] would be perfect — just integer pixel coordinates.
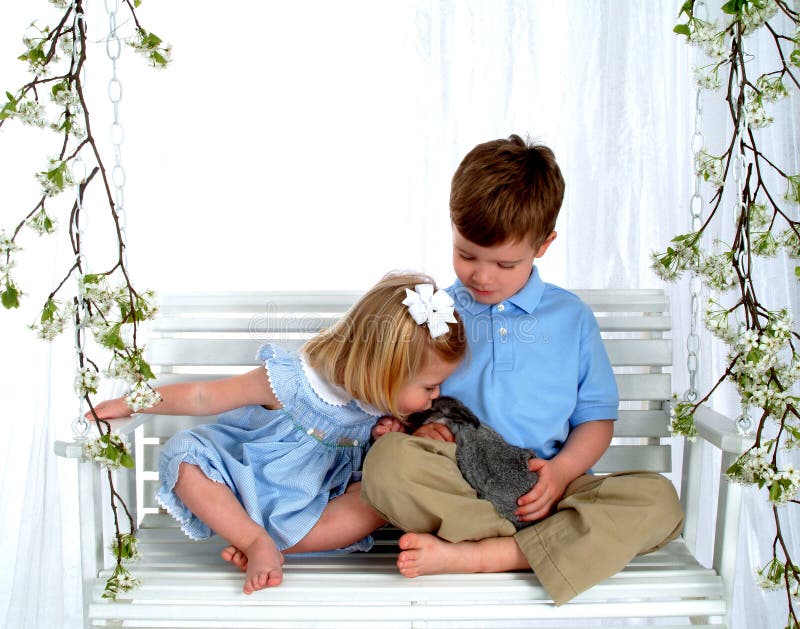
[[683, 0, 707, 405], [105, 0, 128, 270], [71, 0, 90, 439], [731, 28, 753, 436]]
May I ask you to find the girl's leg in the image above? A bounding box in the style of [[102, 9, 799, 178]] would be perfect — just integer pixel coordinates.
[[222, 482, 385, 569], [285, 482, 386, 553], [173, 462, 283, 594]]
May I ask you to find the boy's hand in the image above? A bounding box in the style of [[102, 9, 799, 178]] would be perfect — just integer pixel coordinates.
[[371, 416, 406, 440], [86, 398, 132, 421], [412, 423, 455, 442], [514, 457, 570, 522]]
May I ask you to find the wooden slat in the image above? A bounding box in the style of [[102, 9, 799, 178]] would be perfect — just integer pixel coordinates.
[[616, 373, 670, 401], [157, 292, 361, 315], [141, 441, 672, 478], [596, 315, 671, 332], [152, 314, 670, 335], [615, 410, 670, 438], [155, 290, 669, 316], [603, 339, 672, 367], [147, 338, 673, 369], [139, 409, 667, 440], [148, 338, 285, 366], [594, 445, 671, 473]]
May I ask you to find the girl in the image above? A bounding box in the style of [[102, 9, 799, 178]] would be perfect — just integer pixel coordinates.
[[90, 272, 466, 595]]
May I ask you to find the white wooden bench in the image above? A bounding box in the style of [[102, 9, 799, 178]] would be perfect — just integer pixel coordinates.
[[56, 289, 753, 628]]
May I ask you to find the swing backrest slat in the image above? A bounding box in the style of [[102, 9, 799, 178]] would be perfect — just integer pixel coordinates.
[[138, 289, 673, 519]]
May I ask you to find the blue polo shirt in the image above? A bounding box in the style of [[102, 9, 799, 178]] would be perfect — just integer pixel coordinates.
[[441, 267, 618, 460]]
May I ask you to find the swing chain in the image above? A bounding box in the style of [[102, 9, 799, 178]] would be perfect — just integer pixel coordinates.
[[106, 0, 128, 266], [71, 0, 90, 440], [684, 20, 705, 405], [732, 53, 754, 437]]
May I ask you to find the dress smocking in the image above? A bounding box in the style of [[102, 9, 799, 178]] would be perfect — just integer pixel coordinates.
[[155, 343, 382, 551]]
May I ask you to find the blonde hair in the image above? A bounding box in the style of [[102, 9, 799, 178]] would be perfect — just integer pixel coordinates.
[[303, 272, 466, 417]]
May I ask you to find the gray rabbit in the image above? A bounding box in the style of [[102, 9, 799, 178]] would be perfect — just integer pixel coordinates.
[[407, 396, 538, 529]]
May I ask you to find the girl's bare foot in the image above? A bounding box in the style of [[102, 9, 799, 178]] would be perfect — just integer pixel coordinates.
[[239, 534, 285, 594], [221, 545, 247, 571]]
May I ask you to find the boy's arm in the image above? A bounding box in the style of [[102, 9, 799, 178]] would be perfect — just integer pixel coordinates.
[[89, 367, 280, 420], [515, 419, 613, 523]]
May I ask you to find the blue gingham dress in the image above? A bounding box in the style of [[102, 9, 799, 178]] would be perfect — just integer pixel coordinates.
[[156, 343, 382, 551]]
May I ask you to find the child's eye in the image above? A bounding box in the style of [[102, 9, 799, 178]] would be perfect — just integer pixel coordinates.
[[498, 263, 517, 269]]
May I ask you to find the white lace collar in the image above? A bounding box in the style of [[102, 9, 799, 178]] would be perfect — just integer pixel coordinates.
[[299, 353, 382, 417]]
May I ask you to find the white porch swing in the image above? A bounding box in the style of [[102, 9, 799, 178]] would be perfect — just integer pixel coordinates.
[[40, 2, 781, 628], [56, 291, 753, 628]]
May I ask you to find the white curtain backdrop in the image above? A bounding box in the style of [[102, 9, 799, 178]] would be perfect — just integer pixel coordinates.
[[1, 1, 797, 627]]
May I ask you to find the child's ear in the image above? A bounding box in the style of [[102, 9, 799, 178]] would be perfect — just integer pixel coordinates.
[[535, 232, 557, 258]]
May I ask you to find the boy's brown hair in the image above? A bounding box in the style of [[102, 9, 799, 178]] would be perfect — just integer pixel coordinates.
[[450, 134, 565, 248]]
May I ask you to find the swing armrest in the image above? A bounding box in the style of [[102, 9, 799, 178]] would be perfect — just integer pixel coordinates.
[[693, 404, 754, 454], [108, 413, 154, 436], [54, 415, 154, 459]]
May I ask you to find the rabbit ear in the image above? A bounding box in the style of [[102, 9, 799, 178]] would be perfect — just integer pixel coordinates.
[[446, 400, 481, 427]]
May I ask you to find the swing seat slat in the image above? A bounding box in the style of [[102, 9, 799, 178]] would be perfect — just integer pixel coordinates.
[[57, 289, 750, 628]]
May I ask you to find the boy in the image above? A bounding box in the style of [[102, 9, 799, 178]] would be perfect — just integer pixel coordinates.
[[361, 135, 684, 605]]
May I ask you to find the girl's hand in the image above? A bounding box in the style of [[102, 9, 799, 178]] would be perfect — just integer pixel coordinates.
[[86, 398, 132, 421], [371, 416, 406, 440], [514, 457, 570, 522], [411, 423, 454, 442]]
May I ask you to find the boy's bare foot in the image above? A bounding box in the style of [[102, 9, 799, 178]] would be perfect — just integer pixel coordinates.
[[397, 532, 477, 577], [238, 535, 285, 594], [396, 532, 530, 578], [221, 545, 247, 571]]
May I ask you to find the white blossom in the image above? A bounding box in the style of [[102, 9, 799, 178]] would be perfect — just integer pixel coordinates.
[[50, 82, 80, 108], [0, 259, 16, 275], [104, 354, 140, 384], [746, 95, 774, 129], [748, 202, 771, 230], [74, 366, 100, 396], [704, 300, 737, 343], [85, 432, 131, 469], [694, 66, 721, 90], [58, 33, 74, 58], [16, 99, 47, 127], [755, 75, 789, 102], [739, 0, 779, 36], [26, 210, 57, 236], [696, 150, 725, 186], [689, 19, 728, 60], [785, 175, 800, 205], [781, 228, 800, 257], [124, 382, 161, 413], [0, 232, 21, 256], [698, 252, 736, 291]]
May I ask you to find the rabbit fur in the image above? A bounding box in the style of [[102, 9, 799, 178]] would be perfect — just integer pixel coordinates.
[[407, 395, 539, 529]]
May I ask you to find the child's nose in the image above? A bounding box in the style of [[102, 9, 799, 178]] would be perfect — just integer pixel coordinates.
[[471, 266, 490, 285]]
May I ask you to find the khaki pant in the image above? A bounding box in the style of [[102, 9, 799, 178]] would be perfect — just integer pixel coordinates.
[[361, 433, 684, 605]]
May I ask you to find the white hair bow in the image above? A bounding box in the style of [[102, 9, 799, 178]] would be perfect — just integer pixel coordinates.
[[402, 284, 457, 339]]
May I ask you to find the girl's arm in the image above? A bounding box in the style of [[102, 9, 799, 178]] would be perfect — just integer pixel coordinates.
[[516, 419, 614, 522], [90, 367, 280, 420]]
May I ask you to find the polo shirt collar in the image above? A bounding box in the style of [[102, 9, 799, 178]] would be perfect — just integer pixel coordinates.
[[508, 266, 545, 314], [450, 266, 545, 316]]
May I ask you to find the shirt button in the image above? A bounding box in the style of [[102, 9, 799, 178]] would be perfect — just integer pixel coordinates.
[[499, 327, 508, 336], [497, 304, 505, 312]]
